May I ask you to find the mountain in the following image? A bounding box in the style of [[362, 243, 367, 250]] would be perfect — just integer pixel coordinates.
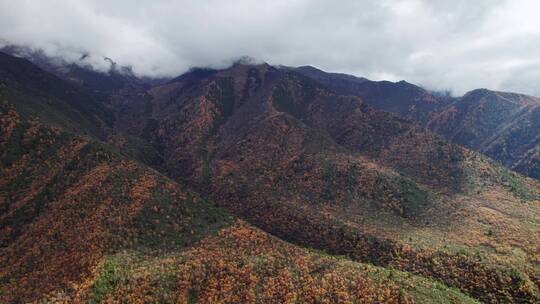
[[0, 101, 232, 302], [0, 58, 442, 303], [0, 52, 114, 138], [116, 62, 540, 303], [288, 65, 451, 124], [0, 45, 162, 99], [292, 65, 540, 180], [1, 51, 540, 303], [428, 89, 540, 179]]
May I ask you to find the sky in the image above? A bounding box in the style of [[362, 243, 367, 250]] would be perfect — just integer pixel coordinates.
[[1, 0, 540, 96]]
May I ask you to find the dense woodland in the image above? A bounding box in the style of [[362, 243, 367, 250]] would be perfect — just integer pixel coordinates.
[[1, 50, 540, 303]]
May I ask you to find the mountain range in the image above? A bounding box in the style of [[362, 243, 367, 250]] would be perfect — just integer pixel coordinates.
[[1, 48, 540, 303], [291, 65, 540, 180]]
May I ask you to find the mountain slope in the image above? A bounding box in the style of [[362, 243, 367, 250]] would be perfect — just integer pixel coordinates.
[[293, 65, 540, 180], [428, 89, 540, 179], [2, 51, 540, 303], [0, 54, 482, 303], [0, 46, 161, 100], [88, 220, 478, 304], [0, 101, 231, 302], [289, 65, 450, 124], [0, 102, 481, 304], [0, 51, 114, 138], [117, 63, 540, 303]]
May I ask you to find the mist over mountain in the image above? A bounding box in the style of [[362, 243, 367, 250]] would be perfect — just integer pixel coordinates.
[[3, 0, 540, 95]]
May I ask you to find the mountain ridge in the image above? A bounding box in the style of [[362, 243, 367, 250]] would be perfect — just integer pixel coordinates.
[[290, 65, 540, 180]]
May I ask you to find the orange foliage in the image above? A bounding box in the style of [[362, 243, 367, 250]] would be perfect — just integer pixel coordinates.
[[101, 221, 410, 304]]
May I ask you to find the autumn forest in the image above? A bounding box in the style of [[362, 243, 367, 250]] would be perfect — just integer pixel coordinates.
[[1, 46, 540, 304]]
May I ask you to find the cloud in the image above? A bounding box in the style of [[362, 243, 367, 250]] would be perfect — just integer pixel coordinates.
[[1, 0, 540, 95]]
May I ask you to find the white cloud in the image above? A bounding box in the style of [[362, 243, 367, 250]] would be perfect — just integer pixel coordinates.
[[1, 0, 540, 95]]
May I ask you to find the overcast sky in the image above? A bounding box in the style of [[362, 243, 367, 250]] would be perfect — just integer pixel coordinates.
[[1, 0, 540, 96]]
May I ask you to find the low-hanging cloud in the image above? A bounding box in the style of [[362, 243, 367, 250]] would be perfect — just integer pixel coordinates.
[[1, 0, 540, 96]]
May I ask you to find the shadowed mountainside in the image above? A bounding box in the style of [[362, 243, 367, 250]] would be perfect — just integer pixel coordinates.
[[292, 65, 540, 180], [0, 52, 113, 138]]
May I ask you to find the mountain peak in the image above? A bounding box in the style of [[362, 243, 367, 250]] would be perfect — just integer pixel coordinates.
[[462, 88, 540, 106], [463, 88, 493, 96]]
